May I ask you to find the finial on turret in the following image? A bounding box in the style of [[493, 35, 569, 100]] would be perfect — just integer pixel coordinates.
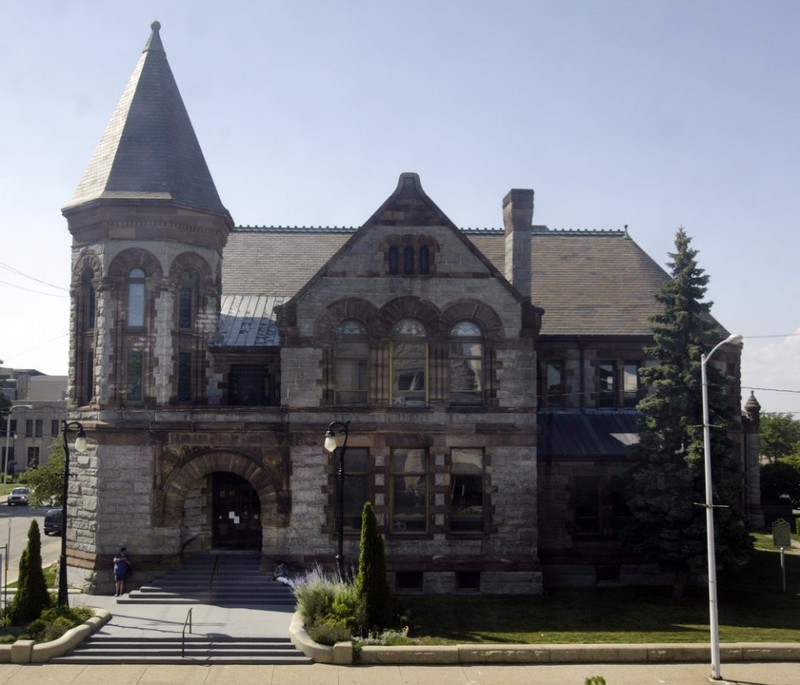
[[144, 20, 164, 53]]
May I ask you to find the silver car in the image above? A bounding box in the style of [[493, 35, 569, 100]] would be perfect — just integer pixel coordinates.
[[7, 487, 31, 506]]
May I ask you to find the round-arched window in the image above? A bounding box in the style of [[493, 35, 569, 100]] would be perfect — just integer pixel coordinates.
[[127, 268, 146, 327], [391, 319, 427, 406], [334, 319, 369, 405], [449, 321, 483, 404]]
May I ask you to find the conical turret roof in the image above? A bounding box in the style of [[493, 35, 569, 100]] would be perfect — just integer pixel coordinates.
[[64, 21, 228, 216]]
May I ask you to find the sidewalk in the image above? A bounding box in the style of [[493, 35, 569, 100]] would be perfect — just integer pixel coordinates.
[[0, 660, 798, 684]]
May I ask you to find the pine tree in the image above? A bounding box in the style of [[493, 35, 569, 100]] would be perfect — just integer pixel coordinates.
[[354, 501, 394, 631], [9, 520, 52, 625], [627, 228, 751, 597]]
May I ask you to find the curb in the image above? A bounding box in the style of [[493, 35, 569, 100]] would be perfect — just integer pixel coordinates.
[[0, 608, 110, 664], [288, 613, 800, 666]]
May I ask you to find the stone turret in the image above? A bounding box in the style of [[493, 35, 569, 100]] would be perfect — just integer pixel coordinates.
[[62, 21, 232, 409]]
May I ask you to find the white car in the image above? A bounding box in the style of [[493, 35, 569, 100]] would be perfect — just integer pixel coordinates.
[[7, 487, 31, 506]]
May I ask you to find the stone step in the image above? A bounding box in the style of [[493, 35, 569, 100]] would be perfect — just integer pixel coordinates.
[[121, 554, 296, 606], [50, 636, 311, 665]]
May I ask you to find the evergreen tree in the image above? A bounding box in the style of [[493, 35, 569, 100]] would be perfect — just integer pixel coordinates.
[[627, 228, 751, 597], [8, 520, 52, 626], [354, 501, 394, 631]]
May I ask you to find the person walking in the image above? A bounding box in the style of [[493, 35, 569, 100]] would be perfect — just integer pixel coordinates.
[[113, 547, 131, 597]]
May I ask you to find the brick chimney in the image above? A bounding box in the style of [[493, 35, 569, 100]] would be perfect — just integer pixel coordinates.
[[503, 189, 534, 298]]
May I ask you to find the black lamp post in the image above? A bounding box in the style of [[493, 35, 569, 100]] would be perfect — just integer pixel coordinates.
[[323, 421, 349, 581], [59, 421, 87, 607]]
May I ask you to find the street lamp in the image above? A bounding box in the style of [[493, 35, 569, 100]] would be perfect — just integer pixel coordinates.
[[3, 405, 32, 491], [323, 421, 350, 581], [701, 332, 743, 681], [58, 420, 87, 607]]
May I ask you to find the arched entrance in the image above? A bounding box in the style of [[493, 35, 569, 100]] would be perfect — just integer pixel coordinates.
[[159, 449, 289, 554], [212, 472, 261, 549]]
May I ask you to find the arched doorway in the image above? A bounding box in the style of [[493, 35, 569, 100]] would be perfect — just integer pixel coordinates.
[[212, 472, 262, 549]]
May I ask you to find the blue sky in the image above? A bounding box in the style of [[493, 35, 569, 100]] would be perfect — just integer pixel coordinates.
[[1, 1, 798, 413]]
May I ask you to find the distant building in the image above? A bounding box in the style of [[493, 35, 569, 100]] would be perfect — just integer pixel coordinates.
[[61, 22, 761, 594], [0, 368, 67, 472]]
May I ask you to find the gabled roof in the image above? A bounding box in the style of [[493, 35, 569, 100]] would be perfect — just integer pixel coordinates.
[[64, 21, 228, 217], [222, 226, 672, 337], [470, 229, 672, 336], [280, 173, 529, 310]]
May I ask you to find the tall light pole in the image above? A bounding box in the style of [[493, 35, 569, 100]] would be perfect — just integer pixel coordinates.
[[323, 421, 349, 581], [701, 332, 743, 681], [3, 405, 32, 491], [59, 420, 87, 607]]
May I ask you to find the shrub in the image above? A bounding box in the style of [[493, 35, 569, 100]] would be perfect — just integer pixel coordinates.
[[293, 563, 341, 623], [293, 563, 367, 643], [8, 521, 51, 626], [305, 618, 352, 646], [17, 605, 91, 642]]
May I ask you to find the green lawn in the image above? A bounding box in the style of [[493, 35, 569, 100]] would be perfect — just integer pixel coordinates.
[[401, 537, 800, 644], [6, 565, 57, 589]]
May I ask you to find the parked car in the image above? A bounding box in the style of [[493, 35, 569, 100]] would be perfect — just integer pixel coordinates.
[[44, 508, 63, 536], [7, 487, 31, 506]]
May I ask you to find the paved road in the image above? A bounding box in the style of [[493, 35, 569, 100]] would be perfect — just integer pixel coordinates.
[[0, 502, 60, 587]]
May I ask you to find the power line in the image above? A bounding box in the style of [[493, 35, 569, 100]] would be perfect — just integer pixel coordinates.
[[0, 278, 67, 298], [743, 386, 800, 395], [743, 333, 800, 339], [0, 261, 68, 292]]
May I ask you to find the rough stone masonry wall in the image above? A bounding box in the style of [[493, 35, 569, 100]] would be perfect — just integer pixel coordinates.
[[281, 348, 324, 408], [69, 441, 177, 592]]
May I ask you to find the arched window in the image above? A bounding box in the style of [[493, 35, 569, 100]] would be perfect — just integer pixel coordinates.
[[403, 246, 415, 275], [391, 318, 427, 406], [178, 271, 198, 329], [80, 268, 95, 332], [127, 268, 146, 327], [449, 321, 483, 405], [419, 246, 430, 275], [334, 319, 369, 405], [388, 246, 400, 275]]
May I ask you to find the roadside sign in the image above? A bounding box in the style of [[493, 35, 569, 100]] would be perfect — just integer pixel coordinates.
[[772, 519, 791, 548]]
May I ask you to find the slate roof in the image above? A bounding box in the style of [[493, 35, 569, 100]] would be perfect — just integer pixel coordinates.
[[215, 295, 288, 347], [537, 411, 640, 458], [64, 22, 228, 217], [221, 226, 672, 337]]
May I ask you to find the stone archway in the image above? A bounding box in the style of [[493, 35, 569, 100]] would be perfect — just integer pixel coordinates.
[[159, 450, 287, 551]]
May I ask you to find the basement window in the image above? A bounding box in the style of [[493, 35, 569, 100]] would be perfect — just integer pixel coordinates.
[[395, 571, 423, 592], [456, 571, 480, 592]]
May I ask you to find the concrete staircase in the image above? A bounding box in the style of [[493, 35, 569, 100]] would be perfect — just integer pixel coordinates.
[[49, 635, 310, 665], [50, 552, 311, 665], [119, 552, 296, 607]]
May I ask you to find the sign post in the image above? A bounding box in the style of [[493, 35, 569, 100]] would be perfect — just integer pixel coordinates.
[[772, 518, 791, 593]]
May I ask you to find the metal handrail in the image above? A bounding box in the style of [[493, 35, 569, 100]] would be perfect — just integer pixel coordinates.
[[181, 607, 193, 657], [209, 553, 219, 593]]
